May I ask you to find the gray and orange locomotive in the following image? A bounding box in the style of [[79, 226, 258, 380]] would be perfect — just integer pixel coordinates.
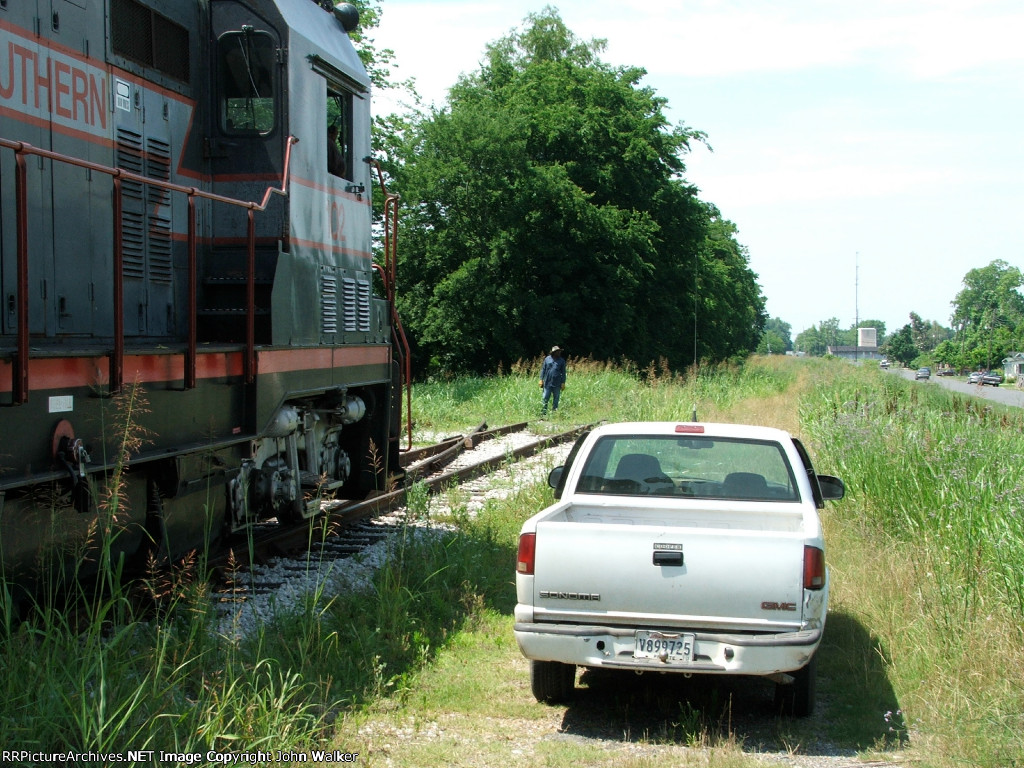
[[0, 0, 408, 588]]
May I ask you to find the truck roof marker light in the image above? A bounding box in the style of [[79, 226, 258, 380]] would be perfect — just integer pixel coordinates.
[[517, 532, 536, 575], [675, 424, 704, 433]]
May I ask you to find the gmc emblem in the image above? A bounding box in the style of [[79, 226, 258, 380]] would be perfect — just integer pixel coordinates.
[[761, 601, 797, 611]]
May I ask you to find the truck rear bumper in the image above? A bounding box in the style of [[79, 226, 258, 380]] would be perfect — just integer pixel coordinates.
[[514, 622, 822, 675]]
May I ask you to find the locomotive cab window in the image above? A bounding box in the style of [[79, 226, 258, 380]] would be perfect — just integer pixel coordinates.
[[327, 88, 354, 179], [218, 28, 278, 135]]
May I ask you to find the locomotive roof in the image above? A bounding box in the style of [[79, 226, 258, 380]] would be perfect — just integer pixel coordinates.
[[276, 0, 371, 91]]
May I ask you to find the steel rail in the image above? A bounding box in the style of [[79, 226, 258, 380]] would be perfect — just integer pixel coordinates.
[[326, 424, 589, 529], [211, 423, 587, 569]]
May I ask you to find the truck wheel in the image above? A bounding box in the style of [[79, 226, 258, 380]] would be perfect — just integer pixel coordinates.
[[774, 655, 816, 717], [530, 660, 575, 703]]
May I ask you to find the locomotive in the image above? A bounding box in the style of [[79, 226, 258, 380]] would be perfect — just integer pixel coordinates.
[[0, 0, 408, 586]]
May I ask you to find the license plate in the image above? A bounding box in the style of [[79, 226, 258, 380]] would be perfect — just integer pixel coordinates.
[[633, 630, 695, 663]]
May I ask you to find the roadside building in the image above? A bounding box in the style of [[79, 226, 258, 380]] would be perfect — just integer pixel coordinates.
[[827, 327, 884, 363], [1001, 352, 1024, 382]]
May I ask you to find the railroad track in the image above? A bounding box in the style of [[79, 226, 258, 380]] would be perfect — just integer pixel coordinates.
[[211, 422, 589, 636]]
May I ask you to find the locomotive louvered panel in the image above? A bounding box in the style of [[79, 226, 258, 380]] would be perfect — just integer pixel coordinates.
[[148, 215, 173, 284], [146, 138, 171, 206], [342, 278, 357, 331], [357, 279, 371, 332], [321, 273, 338, 334], [115, 129, 145, 201], [342, 277, 372, 332], [121, 210, 146, 279]]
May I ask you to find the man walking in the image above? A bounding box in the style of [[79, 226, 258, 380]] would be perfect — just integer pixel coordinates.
[[540, 346, 567, 415]]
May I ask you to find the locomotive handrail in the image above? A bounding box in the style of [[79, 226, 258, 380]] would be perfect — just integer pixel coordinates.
[[367, 157, 412, 452], [0, 135, 298, 402]]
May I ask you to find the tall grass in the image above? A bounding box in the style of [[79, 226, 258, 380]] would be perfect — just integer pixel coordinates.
[[799, 365, 1024, 765], [2, 357, 1020, 766], [411, 356, 798, 435], [801, 367, 1024, 625]]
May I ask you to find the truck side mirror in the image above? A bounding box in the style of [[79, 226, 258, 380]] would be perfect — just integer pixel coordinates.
[[817, 474, 845, 501], [548, 466, 564, 490]]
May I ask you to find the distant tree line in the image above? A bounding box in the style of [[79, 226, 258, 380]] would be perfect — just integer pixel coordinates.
[[765, 260, 1024, 373]]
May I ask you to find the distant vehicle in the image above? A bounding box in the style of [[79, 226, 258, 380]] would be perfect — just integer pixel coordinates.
[[967, 372, 983, 384], [936, 368, 955, 376], [879, 358, 890, 369], [981, 370, 1004, 386], [915, 367, 931, 380]]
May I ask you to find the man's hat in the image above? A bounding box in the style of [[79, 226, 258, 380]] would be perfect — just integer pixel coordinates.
[[550, 345, 561, 353]]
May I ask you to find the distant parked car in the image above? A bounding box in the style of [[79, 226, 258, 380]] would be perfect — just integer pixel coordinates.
[[936, 368, 955, 376], [981, 370, 1003, 386], [915, 367, 931, 380], [879, 358, 890, 369], [967, 371, 983, 384]]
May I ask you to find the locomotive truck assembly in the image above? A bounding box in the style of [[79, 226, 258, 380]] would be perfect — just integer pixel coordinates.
[[0, 0, 408, 589]]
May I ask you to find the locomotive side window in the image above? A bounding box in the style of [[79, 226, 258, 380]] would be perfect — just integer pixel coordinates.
[[218, 29, 278, 135], [327, 88, 354, 180]]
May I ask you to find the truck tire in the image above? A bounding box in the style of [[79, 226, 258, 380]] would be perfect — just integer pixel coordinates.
[[774, 654, 817, 717], [530, 660, 575, 703]]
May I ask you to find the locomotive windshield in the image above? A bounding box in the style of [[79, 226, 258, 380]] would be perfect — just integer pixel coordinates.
[[218, 28, 278, 134]]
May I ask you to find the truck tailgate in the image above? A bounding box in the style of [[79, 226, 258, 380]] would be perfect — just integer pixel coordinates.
[[532, 518, 806, 632]]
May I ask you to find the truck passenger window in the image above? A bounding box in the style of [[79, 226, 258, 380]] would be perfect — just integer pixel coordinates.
[[218, 29, 277, 135]]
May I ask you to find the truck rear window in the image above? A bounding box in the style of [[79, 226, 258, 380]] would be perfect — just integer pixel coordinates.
[[575, 435, 800, 501]]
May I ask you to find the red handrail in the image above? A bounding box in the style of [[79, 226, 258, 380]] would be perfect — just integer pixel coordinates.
[[368, 158, 412, 452], [0, 135, 297, 401], [13, 152, 28, 404]]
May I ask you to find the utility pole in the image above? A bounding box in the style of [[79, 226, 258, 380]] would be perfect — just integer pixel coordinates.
[[854, 252, 859, 363]]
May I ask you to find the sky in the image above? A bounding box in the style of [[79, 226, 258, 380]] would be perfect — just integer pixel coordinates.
[[370, 0, 1024, 336]]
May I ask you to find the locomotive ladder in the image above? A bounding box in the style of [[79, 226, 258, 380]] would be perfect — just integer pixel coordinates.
[[0, 136, 296, 402]]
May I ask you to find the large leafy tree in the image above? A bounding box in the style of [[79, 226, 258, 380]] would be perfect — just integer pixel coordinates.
[[949, 260, 1024, 369], [385, 9, 763, 374], [884, 325, 918, 367]]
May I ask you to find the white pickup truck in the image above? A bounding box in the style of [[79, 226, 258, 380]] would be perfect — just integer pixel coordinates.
[[514, 421, 845, 716]]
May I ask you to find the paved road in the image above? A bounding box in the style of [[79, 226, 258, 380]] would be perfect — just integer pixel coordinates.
[[892, 367, 1024, 408]]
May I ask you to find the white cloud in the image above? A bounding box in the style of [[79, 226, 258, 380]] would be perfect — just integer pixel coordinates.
[[375, 0, 1024, 110], [371, 0, 1024, 333], [591, 3, 1024, 81]]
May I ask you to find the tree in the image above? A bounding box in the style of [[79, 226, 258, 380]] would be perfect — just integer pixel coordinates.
[[949, 260, 1024, 369], [757, 330, 786, 355], [794, 325, 826, 357], [384, 9, 763, 374], [694, 217, 766, 363], [933, 338, 964, 371], [883, 325, 918, 367], [818, 318, 842, 351], [762, 317, 793, 353]]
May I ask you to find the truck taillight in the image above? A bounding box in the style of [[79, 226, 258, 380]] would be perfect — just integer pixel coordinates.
[[517, 533, 536, 575], [804, 545, 826, 590]]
